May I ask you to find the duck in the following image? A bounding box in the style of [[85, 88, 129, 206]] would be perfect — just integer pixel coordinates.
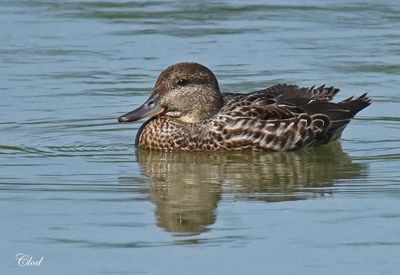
[[118, 62, 371, 151]]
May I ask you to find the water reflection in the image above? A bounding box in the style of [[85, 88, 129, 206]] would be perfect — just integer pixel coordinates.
[[135, 142, 367, 235]]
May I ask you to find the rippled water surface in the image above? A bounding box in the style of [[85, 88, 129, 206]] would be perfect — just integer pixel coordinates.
[[1, 1, 400, 274]]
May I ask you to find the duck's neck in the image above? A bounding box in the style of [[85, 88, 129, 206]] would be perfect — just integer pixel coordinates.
[[180, 92, 223, 124]]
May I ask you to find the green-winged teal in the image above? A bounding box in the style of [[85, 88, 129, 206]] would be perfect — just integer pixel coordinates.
[[118, 62, 371, 151]]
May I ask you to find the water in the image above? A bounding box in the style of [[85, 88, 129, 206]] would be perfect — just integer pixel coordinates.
[[1, 0, 399, 274]]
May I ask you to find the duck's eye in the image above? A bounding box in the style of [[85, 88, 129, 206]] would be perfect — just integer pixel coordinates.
[[177, 79, 189, 86]]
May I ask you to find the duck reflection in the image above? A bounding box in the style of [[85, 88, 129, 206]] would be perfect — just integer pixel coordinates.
[[135, 142, 366, 235]]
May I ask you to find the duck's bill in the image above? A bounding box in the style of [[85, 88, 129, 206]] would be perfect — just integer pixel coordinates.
[[118, 94, 165, 123]]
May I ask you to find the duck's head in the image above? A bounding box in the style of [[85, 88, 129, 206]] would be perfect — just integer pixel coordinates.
[[118, 62, 223, 124]]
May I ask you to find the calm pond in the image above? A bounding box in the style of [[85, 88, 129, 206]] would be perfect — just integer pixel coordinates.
[[1, 1, 400, 274]]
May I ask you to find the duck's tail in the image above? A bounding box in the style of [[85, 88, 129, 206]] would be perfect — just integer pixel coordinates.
[[300, 93, 371, 143], [338, 93, 372, 116]]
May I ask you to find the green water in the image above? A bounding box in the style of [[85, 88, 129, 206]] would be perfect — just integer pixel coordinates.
[[1, 1, 400, 274]]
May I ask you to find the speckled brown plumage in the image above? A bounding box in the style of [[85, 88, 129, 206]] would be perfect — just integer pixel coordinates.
[[119, 62, 371, 151]]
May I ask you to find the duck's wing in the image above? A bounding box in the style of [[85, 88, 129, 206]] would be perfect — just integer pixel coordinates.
[[220, 84, 341, 120], [220, 84, 370, 121], [215, 87, 371, 150], [253, 84, 340, 101]]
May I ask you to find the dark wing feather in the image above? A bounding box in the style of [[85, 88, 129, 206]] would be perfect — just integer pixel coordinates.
[[225, 84, 340, 101], [256, 84, 340, 101]]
